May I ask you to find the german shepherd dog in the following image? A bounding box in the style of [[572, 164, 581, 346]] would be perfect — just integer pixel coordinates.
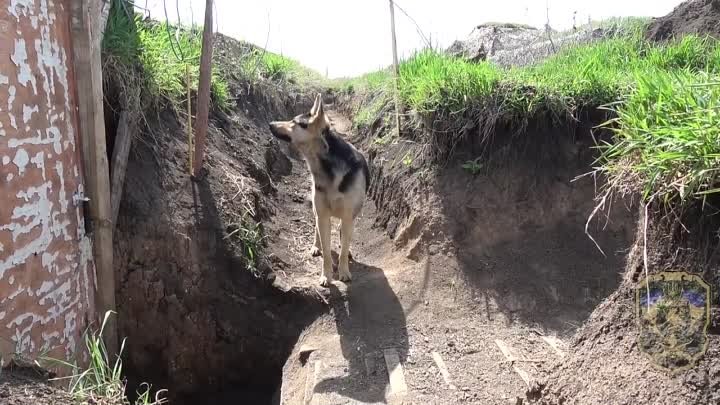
[[269, 94, 370, 286]]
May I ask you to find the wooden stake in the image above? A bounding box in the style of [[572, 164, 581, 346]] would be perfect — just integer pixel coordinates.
[[192, 0, 214, 177], [186, 63, 193, 174], [110, 111, 132, 229], [388, 0, 401, 137], [71, 0, 116, 356]]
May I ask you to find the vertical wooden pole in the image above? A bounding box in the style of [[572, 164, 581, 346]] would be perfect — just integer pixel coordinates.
[[110, 111, 132, 229], [186, 63, 193, 175], [192, 0, 214, 177], [71, 0, 117, 356], [388, 0, 401, 137]]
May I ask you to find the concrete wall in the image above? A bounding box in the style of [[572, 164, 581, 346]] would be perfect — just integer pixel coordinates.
[[0, 0, 97, 366]]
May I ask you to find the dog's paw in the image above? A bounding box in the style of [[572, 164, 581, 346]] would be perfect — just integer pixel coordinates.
[[309, 246, 321, 257], [338, 270, 352, 283], [318, 274, 331, 287]]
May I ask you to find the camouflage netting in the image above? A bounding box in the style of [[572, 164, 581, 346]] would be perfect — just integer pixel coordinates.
[[446, 22, 619, 67]]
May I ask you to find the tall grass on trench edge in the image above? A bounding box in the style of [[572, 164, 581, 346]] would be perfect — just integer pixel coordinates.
[[346, 31, 720, 204], [596, 71, 720, 205]]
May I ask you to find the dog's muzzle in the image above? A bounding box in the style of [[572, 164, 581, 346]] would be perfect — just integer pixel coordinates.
[[268, 123, 292, 143]]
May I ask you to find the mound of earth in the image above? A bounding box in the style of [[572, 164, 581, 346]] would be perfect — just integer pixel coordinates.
[[446, 22, 613, 67], [538, 203, 720, 405], [647, 0, 720, 40]]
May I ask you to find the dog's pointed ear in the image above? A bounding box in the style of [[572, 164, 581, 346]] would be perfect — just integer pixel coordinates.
[[309, 94, 320, 116], [315, 93, 324, 116]]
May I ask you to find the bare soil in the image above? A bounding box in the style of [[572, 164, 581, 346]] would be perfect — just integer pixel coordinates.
[[112, 79, 326, 403], [646, 0, 720, 40], [278, 110, 637, 404], [538, 202, 720, 405], [0, 364, 74, 405]]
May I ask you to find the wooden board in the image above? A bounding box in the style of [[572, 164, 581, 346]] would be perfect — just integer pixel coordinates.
[[541, 336, 566, 358], [494, 339, 532, 388], [304, 360, 321, 405], [383, 348, 408, 395], [431, 351, 456, 389], [71, 0, 116, 355], [110, 111, 132, 230]]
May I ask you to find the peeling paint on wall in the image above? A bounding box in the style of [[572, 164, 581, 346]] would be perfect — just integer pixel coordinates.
[[0, 0, 96, 367]]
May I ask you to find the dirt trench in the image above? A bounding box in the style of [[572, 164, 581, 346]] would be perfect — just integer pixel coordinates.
[[112, 87, 328, 404], [277, 110, 637, 404], [110, 84, 713, 405]]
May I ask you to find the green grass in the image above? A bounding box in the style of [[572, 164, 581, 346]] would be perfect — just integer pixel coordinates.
[[396, 34, 719, 116], [354, 94, 387, 127], [337, 70, 393, 93], [47, 312, 166, 405], [344, 25, 720, 203], [241, 49, 325, 86], [597, 71, 720, 204], [103, 1, 230, 113]]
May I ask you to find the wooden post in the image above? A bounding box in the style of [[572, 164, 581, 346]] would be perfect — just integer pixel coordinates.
[[110, 111, 133, 229], [192, 0, 214, 177], [95, 0, 112, 48], [71, 0, 117, 355], [186, 63, 193, 174], [388, 0, 401, 137]]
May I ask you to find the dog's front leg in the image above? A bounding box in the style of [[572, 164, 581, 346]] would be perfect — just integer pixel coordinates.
[[338, 215, 354, 282], [315, 212, 333, 287], [310, 227, 321, 257]]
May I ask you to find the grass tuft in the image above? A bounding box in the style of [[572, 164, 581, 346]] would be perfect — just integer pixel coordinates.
[[596, 72, 720, 203], [238, 49, 326, 87], [46, 311, 167, 405]]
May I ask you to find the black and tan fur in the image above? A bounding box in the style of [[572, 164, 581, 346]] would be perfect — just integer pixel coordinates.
[[269, 94, 369, 286]]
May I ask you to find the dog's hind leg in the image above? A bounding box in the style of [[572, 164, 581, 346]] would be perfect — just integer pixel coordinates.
[[316, 211, 334, 287], [338, 215, 354, 282]]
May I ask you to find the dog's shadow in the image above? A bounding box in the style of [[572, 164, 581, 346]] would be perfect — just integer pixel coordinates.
[[314, 252, 409, 403]]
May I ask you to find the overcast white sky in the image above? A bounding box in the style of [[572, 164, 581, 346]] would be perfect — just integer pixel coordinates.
[[139, 0, 683, 78]]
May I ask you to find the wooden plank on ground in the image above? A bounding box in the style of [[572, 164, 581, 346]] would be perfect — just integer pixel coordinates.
[[365, 352, 377, 376], [431, 351, 455, 390], [494, 339, 516, 361], [541, 336, 566, 358], [494, 339, 531, 388], [383, 348, 408, 395], [303, 360, 322, 405]]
